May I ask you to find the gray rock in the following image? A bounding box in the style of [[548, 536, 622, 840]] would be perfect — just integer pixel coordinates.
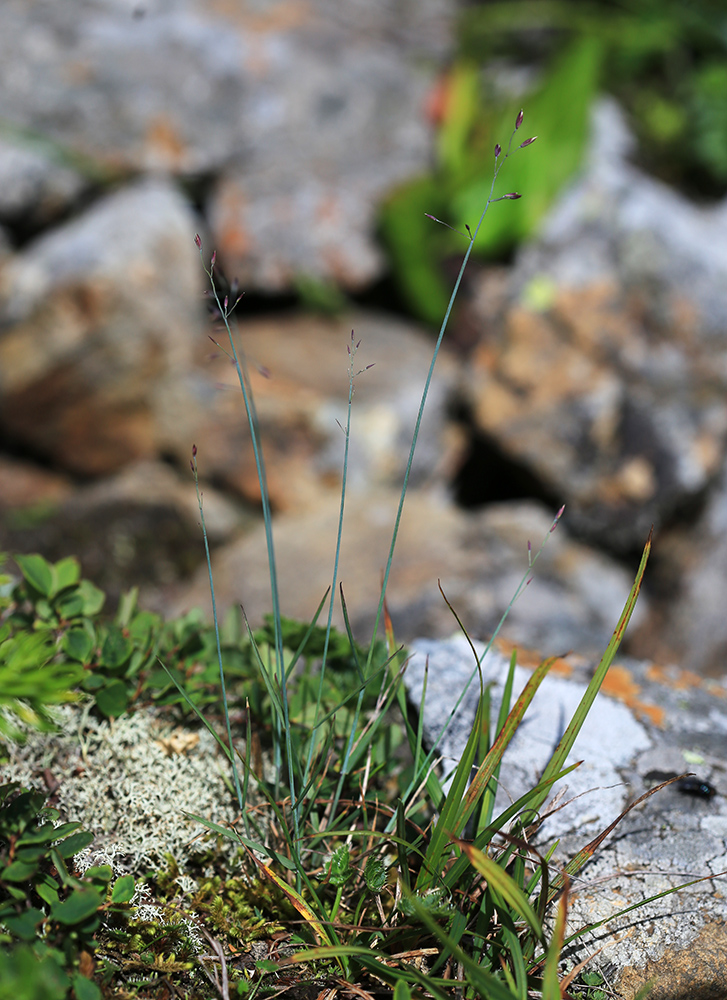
[[164, 310, 460, 510], [0, 179, 203, 475], [0, 137, 87, 230], [462, 99, 727, 551], [0, 0, 248, 175], [0, 0, 453, 290], [404, 635, 727, 996], [527, 98, 727, 333], [649, 466, 727, 677], [165, 492, 646, 660], [0, 459, 250, 608]]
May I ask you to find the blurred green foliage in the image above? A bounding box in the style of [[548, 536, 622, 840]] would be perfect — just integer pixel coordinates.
[[382, 0, 727, 323]]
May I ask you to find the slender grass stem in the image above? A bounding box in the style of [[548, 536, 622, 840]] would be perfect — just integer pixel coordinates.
[[303, 332, 372, 790], [365, 122, 531, 669], [189, 448, 244, 819], [197, 249, 299, 847]]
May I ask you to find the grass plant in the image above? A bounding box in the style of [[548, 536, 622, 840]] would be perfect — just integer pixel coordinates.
[[1, 109, 711, 1000], [175, 110, 655, 998]]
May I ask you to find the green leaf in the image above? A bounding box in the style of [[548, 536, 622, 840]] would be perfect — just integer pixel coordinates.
[[62, 627, 94, 664], [15, 554, 54, 597], [380, 175, 451, 325], [55, 591, 87, 620], [364, 855, 388, 893], [55, 830, 94, 859], [34, 598, 55, 621], [17, 822, 60, 845], [0, 943, 70, 998], [50, 887, 103, 925], [15, 845, 49, 863], [2, 884, 27, 902], [53, 557, 81, 593], [94, 679, 129, 718], [36, 881, 60, 907], [1, 907, 46, 941], [100, 626, 133, 671], [327, 845, 354, 887], [111, 873, 136, 904], [76, 579, 106, 617], [457, 35, 604, 256], [50, 822, 82, 840], [81, 674, 106, 691], [72, 972, 102, 1000], [2, 859, 39, 881], [393, 980, 412, 1000], [84, 865, 112, 884]]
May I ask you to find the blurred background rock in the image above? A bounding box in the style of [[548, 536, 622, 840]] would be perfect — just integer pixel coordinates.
[[2, 0, 727, 675]]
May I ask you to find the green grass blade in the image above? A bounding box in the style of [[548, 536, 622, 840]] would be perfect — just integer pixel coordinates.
[[399, 891, 522, 1000], [415, 681, 486, 892], [183, 812, 296, 871], [199, 248, 295, 836], [442, 764, 577, 891], [454, 838, 545, 944], [189, 452, 244, 816], [279, 944, 453, 1000], [477, 646, 519, 834], [458, 655, 559, 832], [523, 530, 652, 825], [540, 882, 568, 1000], [304, 334, 369, 786]]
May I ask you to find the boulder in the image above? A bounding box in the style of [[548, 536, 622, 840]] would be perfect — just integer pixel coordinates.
[[172, 309, 460, 510], [0, 459, 248, 608], [460, 99, 727, 552], [167, 491, 647, 659], [0, 137, 87, 234], [641, 466, 727, 677], [0, 180, 203, 476], [405, 635, 727, 998]]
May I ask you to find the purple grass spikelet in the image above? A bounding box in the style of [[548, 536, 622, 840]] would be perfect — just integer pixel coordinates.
[[516, 109, 524, 130], [519, 136, 537, 148], [550, 504, 566, 532], [494, 143, 501, 158]]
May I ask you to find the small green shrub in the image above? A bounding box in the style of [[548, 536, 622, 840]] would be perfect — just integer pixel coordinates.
[[0, 782, 135, 1000]]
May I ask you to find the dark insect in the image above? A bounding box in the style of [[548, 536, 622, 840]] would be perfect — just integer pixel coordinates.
[[677, 776, 717, 799]]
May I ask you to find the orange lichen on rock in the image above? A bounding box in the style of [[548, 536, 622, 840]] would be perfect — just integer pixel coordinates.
[[601, 664, 666, 727]]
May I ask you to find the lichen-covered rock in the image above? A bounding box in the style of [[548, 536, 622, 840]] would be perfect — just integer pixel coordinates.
[[461, 99, 727, 552], [404, 635, 727, 997]]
